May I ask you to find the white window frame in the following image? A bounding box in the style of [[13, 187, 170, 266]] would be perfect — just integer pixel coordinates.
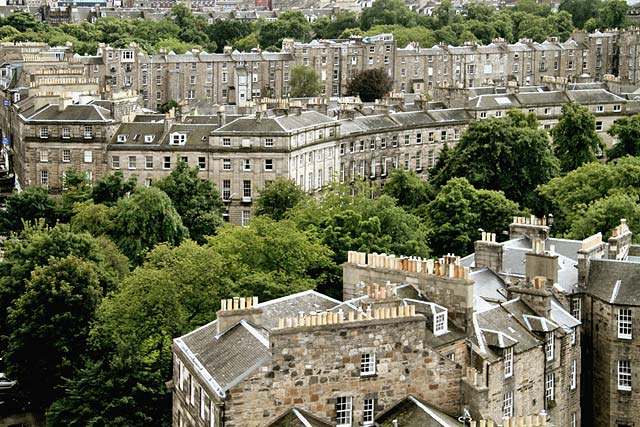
[[571, 297, 581, 321], [504, 346, 514, 378], [363, 398, 374, 425], [618, 308, 632, 339], [264, 159, 273, 171], [62, 127, 70, 139], [190, 377, 195, 405], [618, 360, 632, 391], [546, 332, 554, 361], [145, 156, 153, 169], [83, 150, 93, 163], [571, 359, 577, 390], [210, 402, 215, 427], [434, 312, 447, 336], [163, 156, 171, 170], [128, 155, 136, 170], [545, 373, 555, 403], [112, 156, 120, 169], [178, 359, 184, 391], [200, 387, 206, 420], [336, 396, 352, 427], [503, 390, 513, 418], [242, 159, 251, 171], [241, 210, 251, 226], [571, 413, 577, 427], [360, 353, 376, 376], [40, 170, 48, 187], [39, 126, 48, 139], [83, 125, 93, 139], [62, 149, 71, 163], [171, 133, 187, 146], [222, 159, 232, 171], [40, 149, 49, 163]]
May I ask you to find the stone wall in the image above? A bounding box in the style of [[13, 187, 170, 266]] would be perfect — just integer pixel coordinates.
[[223, 315, 462, 427], [343, 252, 473, 331]]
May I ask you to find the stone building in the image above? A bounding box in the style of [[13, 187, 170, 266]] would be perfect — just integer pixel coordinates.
[[575, 220, 640, 427], [172, 290, 463, 427]]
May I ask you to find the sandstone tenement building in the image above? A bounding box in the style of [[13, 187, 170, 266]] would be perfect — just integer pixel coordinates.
[[172, 215, 585, 425]]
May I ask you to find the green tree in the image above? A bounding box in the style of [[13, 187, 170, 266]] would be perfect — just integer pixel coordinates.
[[91, 171, 137, 206], [255, 178, 308, 220], [537, 156, 640, 235], [5, 256, 103, 411], [154, 161, 224, 242], [49, 241, 234, 427], [206, 19, 254, 53], [552, 103, 603, 172], [559, 0, 602, 28], [207, 217, 335, 300], [566, 190, 640, 241], [365, 25, 436, 48], [431, 110, 559, 208], [599, 0, 628, 29], [0, 186, 57, 233], [381, 168, 433, 210], [159, 99, 179, 113], [426, 178, 521, 256], [360, 0, 417, 30], [346, 68, 394, 102], [607, 113, 640, 160], [311, 11, 359, 39], [110, 186, 188, 263], [289, 65, 322, 97], [58, 169, 92, 222]]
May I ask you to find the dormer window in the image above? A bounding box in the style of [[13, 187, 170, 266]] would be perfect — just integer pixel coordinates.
[[434, 311, 447, 336], [117, 134, 127, 143], [360, 352, 376, 376], [170, 133, 187, 145], [144, 135, 154, 143], [121, 50, 134, 61]]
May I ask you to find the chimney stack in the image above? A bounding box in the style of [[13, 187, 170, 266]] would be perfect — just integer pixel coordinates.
[[216, 296, 262, 334]]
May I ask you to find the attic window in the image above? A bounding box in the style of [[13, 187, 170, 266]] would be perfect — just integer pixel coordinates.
[[170, 133, 187, 145], [117, 134, 127, 142], [144, 135, 154, 143], [434, 311, 447, 336]]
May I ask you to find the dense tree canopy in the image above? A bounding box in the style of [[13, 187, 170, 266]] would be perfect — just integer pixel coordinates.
[[290, 65, 322, 98], [0, 186, 57, 233], [255, 177, 308, 220], [431, 110, 559, 208], [607, 114, 640, 160], [552, 103, 603, 172], [155, 161, 224, 243], [346, 68, 394, 102]]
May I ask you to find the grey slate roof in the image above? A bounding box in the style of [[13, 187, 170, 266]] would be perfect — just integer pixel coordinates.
[[469, 268, 507, 305], [214, 111, 334, 134], [24, 104, 113, 122], [180, 320, 270, 392], [568, 89, 625, 104], [112, 122, 165, 146], [586, 258, 640, 306], [266, 408, 333, 427], [376, 396, 462, 427], [258, 290, 341, 330]]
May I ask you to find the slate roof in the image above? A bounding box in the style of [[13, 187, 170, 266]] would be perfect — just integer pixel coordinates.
[[176, 290, 342, 396], [23, 104, 113, 122], [469, 268, 507, 306], [214, 111, 334, 134], [375, 396, 462, 427], [112, 122, 165, 146], [474, 301, 542, 361], [586, 258, 640, 306], [568, 89, 626, 104], [266, 408, 333, 427]]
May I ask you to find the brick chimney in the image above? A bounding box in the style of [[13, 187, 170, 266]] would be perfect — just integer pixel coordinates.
[[217, 296, 263, 334], [525, 239, 558, 287], [474, 231, 503, 272], [608, 218, 632, 260], [509, 215, 550, 241]]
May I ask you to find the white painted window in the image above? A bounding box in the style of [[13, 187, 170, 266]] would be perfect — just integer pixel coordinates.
[[83, 125, 93, 139], [222, 138, 231, 147], [200, 387, 206, 419], [434, 312, 447, 336], [128, 156, 136, 170], [504, 346, 513, 378], [363, 398, 374, 425], [360, 353, 376, 376], [545, 332, 554, 361], [571, 413, 577, 427], [83, 150, 93, 163], [596, 121, 603, 131], [264, 159, 273, 171], [62, 127, 70, 139], [571, 297, 581, 321], [618, 360, 632, 391], [336, 396, 352, 427], [145, 135, 154, 143], [178, 359, 184, 390], [112, 156, 120, 169], [614, 104, 621, 112], [222, 180, 231, 201], [571, 328, 576, 345], [223, 159, 231, 170], [39, 149, 49, 163], [117, 134, 127, 142], [618, 308, 632, 339], [190, 376, 195, 405], [146, 156, 153, 169], [163, 156, 171, 170], [39, 126, 48, 138], [40, 170, 48, 187], [596, 105, 604, 112], [62, 149, 71, 163], [503, 390, 513, 418], [571, 359, 577, 390], [242, 159, 251, 171], [243, 180, 251, 198], [210, 401, 215, 427], [171, 133, 187, 145], [545, 373, 555, 403], [241, 210, 251, 226], [264, 138, 274, 147]]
